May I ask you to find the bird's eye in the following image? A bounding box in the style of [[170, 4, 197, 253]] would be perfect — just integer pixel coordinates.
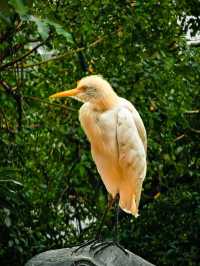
[[79, 85, 87, 92]]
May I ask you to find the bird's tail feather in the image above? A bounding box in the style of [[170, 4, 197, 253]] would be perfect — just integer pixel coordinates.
[[119, 195, 139, 218]]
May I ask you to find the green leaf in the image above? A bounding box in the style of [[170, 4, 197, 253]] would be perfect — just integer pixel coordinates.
[[0, 12, 12, 24], [43, 18, 73, 43], [24, 15, 73, 42], [0, 179, 23, 187], [5, 216, 11, 227], [30, 16, 49, 40], [0, 168, 20, 179], [8, 0, 28, 16]]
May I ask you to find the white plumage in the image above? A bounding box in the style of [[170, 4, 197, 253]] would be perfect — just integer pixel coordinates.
[[50, 75, 147, 217]]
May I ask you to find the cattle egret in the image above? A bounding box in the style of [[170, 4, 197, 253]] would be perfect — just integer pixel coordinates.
[[50, 75, 147, 217]]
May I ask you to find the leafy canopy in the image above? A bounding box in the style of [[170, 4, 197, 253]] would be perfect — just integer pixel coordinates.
[[0, 0, 199, 265]]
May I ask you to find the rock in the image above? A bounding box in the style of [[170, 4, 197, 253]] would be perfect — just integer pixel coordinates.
[[25, 240, 155, 266]]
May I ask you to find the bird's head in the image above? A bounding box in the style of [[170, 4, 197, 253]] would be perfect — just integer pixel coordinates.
[[49, 75, 118, 108]]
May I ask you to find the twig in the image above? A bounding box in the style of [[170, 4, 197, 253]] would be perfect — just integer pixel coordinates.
[[23, 95, 77, 112], [0, 43, 24, 63], [22, 47, 85, 68], [0, 19, 23, 43], [187, 41, 200, 47], [174, 134, 185, 142], [56, 159, 79, 206], [183, 109, 200, 134], [73, 34, 89, 73], [0, 84, 77, 112], [0, 37, 50, 70], [189, 128, 200, 134], [0, 80, 17, 97], [184, 110, 200, 114], [0, 79, 22, 130], [15, 63, 22, 130], [20, 36, 105, 69]]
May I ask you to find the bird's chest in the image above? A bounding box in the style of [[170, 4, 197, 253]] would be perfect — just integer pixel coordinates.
[[79, 105, 118, 153]]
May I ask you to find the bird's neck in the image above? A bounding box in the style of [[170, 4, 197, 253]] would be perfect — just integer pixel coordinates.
[[92, 92, 119, 111]]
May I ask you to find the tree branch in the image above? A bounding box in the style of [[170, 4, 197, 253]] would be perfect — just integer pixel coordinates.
[[174, 134, 185, 142], [0, 18, 23, 43], [0, 80, 17, 97], [0, 43, 24, 63], [20, 36, 104, 69], [23, 95, 77, 112], [0, 79, 22, 130], [184, 109, 200, 114], [0, 36, 50, 71], [187, 40, 200, 47], [190, 128, 200, 134], [183, 109, 200, 134]]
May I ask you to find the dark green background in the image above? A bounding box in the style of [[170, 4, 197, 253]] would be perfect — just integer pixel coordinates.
[[0, 1, 199, 265]]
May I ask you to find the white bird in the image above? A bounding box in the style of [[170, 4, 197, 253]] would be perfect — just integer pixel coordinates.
[[50, 75, 147, 217]]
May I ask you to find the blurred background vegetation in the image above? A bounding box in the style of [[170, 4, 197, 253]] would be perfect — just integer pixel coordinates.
[[0, 0, 199, 265]]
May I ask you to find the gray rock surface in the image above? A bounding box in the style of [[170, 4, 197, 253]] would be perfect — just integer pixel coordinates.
[[25, 241, 155, 266]]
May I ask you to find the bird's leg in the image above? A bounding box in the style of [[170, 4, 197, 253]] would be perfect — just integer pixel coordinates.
[[73, 195, 115, 254], [114, 194, 120, 243], [95, 194, 115, 241], [73, 194, 123, 256], [89, 194, 128, 257]]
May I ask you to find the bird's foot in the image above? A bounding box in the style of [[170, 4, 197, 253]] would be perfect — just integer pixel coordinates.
[[72, 236, 128, 257], [72, 239, 98, 254], [89, 240, 129, 257]]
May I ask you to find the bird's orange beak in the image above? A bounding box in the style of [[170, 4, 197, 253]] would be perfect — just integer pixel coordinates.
[[49, 87, 81, 99]]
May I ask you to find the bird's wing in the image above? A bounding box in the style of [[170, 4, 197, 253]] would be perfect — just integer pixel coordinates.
[[116, 107, 146, 213], [132, 110, 147, 154], [120, 98, 147, 154]]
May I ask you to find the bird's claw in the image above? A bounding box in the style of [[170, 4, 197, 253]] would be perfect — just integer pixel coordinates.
[[90, 241, 129, 257], [72, 239, 129, 258], [72, 239, 97, 254]]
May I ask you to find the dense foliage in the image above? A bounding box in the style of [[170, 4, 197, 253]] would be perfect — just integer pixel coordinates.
[[0, 0, 199, 265]]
